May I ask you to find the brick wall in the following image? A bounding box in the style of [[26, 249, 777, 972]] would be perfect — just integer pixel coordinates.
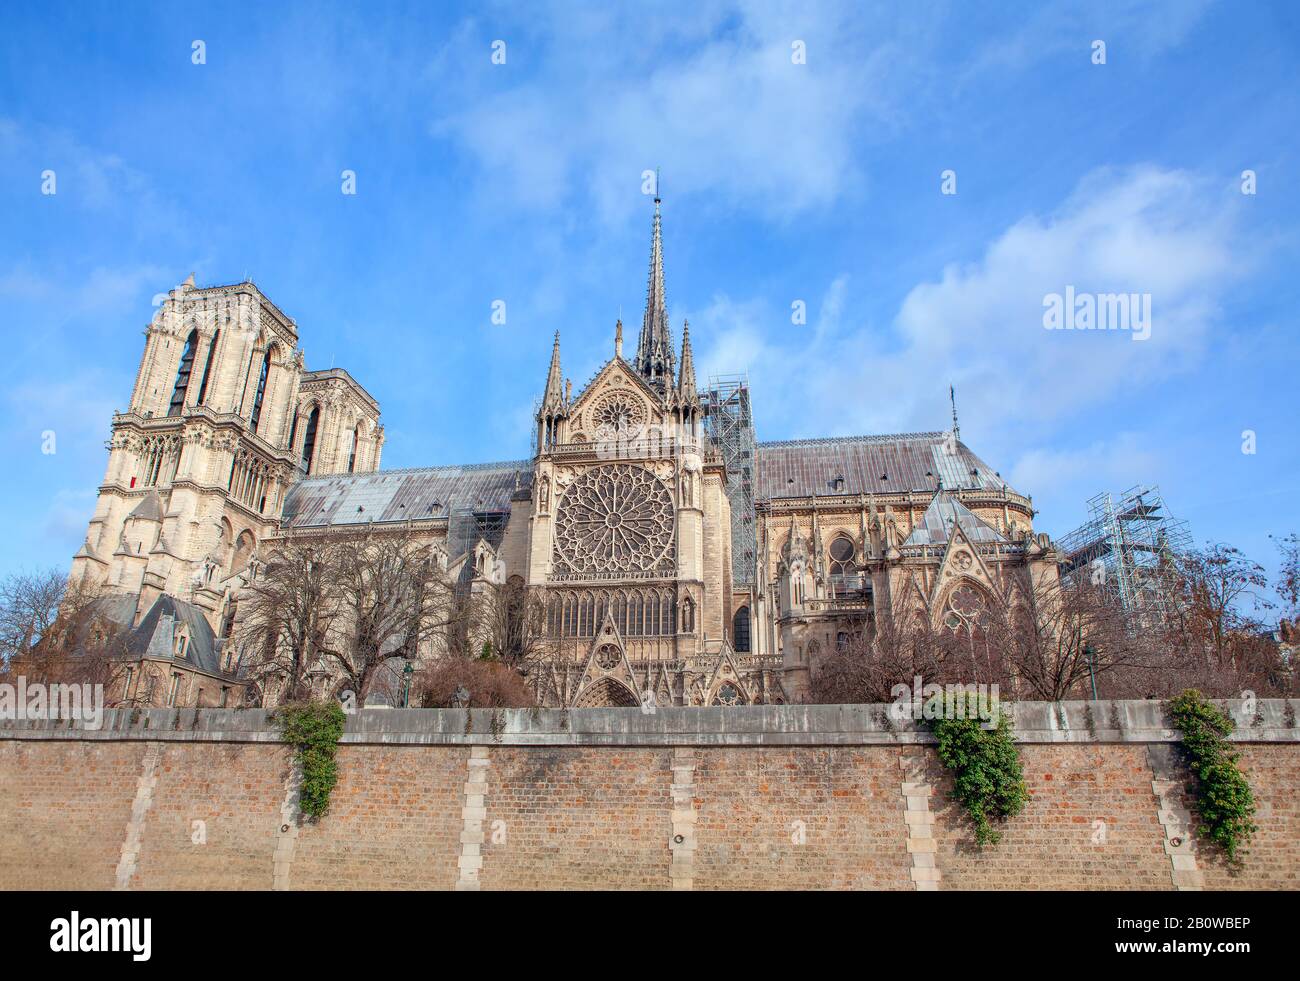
[[0, 702, 1296, 890]]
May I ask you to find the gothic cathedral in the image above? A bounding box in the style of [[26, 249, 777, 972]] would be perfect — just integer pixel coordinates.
[[72, 196, 1061, 708]]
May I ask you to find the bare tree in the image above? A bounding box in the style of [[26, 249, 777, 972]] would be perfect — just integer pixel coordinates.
[[0, 568, 68, 664], [237, 536, 347, 702], [1272, 533, 1299, 626], [0, 569, 131, 691], [993, 576, 1157, 701], [475, 577, 552, 670], [1172, 543, 1272, 670], [325, 529, 460, 704]]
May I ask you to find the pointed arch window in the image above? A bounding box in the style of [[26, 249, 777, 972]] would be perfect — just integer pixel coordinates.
[[300, 406, 319, 473], [168, 330, 199, 416], [249, 348, 272, 432], [195, 330, 220, 405], [733, 606, 751, 652], [348, 425, 359, 473]]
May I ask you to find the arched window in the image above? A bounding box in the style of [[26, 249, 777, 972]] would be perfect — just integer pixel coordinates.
[[733, 606, 751, 652], [300, 406, 319, 473], [943, 584, 990, 636], [249, 348, 272, 432], [230, 530, 256, 575], [168, 330, 199, 416], [348, 425, 359, 473], [287, 412, 299, 454], [195, 330, 219, 405], [829, 535, 857, 595]]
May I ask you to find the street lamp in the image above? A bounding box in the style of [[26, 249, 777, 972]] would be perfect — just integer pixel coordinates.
[[1084, 643, 1098, 700], [401, 661, 414, 708]]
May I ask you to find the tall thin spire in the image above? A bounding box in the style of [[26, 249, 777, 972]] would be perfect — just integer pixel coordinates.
[[949, 384, 961, 440], [541, 331, 563, 410], [635, 188, 676, 392], [677, 319, 698, 403]]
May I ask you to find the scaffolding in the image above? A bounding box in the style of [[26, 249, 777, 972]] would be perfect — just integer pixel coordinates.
[[448, 505, 509, 564], [1057, 485, 1192, 629], [704, 373, 758, 586]]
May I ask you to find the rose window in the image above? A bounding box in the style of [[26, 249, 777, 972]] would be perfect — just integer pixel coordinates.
[[553, 464, 675, 575], [595, 644, 620, 670], [714, 683, 742, 706], [591, 392, 646, 435]]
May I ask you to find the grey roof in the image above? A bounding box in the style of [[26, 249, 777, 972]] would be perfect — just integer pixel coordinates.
[[128, 492, 164, 521], [754, 433, 1012, 501], [93, 593, 141, 630], [126, 594, 222, 675], [281, 460, 532, 529], [902, 490, 1008, 547]]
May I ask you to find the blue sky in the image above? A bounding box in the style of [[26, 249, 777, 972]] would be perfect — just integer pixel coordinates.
[[1, 0, 1297, 600]]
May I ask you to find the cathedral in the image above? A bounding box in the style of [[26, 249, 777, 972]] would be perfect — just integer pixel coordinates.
[[71, 196, 1061, 709]]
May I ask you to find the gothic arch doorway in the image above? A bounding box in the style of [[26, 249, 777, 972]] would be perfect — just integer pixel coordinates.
[[572, 676, 640, 708]]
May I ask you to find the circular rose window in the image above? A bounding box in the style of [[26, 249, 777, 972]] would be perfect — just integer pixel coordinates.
[[553, 464, 675, 575], [591, 391, 646, 434]]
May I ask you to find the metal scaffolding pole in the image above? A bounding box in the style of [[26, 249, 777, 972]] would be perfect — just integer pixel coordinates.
[[1057, 485, 1192, 629], [703, 373, 757, 587]]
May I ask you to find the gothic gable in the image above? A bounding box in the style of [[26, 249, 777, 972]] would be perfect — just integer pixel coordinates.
[[571, 612, 642, 708], [568, 358, 667, 442]]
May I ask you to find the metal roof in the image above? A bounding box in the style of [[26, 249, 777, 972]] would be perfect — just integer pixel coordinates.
[[281, 460, 532, 529], [754, 433, 1011, 501], [902, 491, 1008, 546]]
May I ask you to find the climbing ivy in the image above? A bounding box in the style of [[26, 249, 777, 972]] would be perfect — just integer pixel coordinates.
[[1167, 689, 1257, 865], [927, 694, 1028, 847], [274, 700, 347, 820]]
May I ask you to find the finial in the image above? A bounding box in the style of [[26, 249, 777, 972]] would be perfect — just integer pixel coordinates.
[[949, 384, 961, 441], [655, 166, 661, 204]]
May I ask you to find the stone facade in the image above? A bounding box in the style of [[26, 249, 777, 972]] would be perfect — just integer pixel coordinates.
[[71, 200, 1060, 708]]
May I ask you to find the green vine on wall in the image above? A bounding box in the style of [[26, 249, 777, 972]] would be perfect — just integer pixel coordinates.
[[927, 695, 1028, 847], [274, 701, 347, 820], [1167, 689, 1257, 865]]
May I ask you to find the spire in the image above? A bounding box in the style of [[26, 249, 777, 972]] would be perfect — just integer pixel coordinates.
[[635, 191, 676, 392], [677, 320, 698, 403], [949, 384, 961, 441], [541, 331, 563, 412]]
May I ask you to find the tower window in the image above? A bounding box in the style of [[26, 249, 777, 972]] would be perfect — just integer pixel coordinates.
[[348, 425, 359, 473], [195, 330, 219, 405], [300, 406, 319, 472], [249, 348, 272, 432], [167, 330, 199, 416]]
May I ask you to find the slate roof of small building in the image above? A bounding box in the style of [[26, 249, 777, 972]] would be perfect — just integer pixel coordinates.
[[902, 490, 1008, 547], [126, 594, 222, 675], [754, 433, 1013, 501], [281, 460, 532, 529]]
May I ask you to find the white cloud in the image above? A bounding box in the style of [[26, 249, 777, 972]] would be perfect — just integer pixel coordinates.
[[695, 164, 1247, 465], [1008, 433, 1162, 503], [429, 2, 925, 220]]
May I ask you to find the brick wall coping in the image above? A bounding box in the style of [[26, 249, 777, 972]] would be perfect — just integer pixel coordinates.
[[1, 699, 1296, 747]]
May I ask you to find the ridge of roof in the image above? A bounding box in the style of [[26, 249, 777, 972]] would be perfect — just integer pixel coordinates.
[[758, 431, 947, 449], [292, 459, 531, 486]]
